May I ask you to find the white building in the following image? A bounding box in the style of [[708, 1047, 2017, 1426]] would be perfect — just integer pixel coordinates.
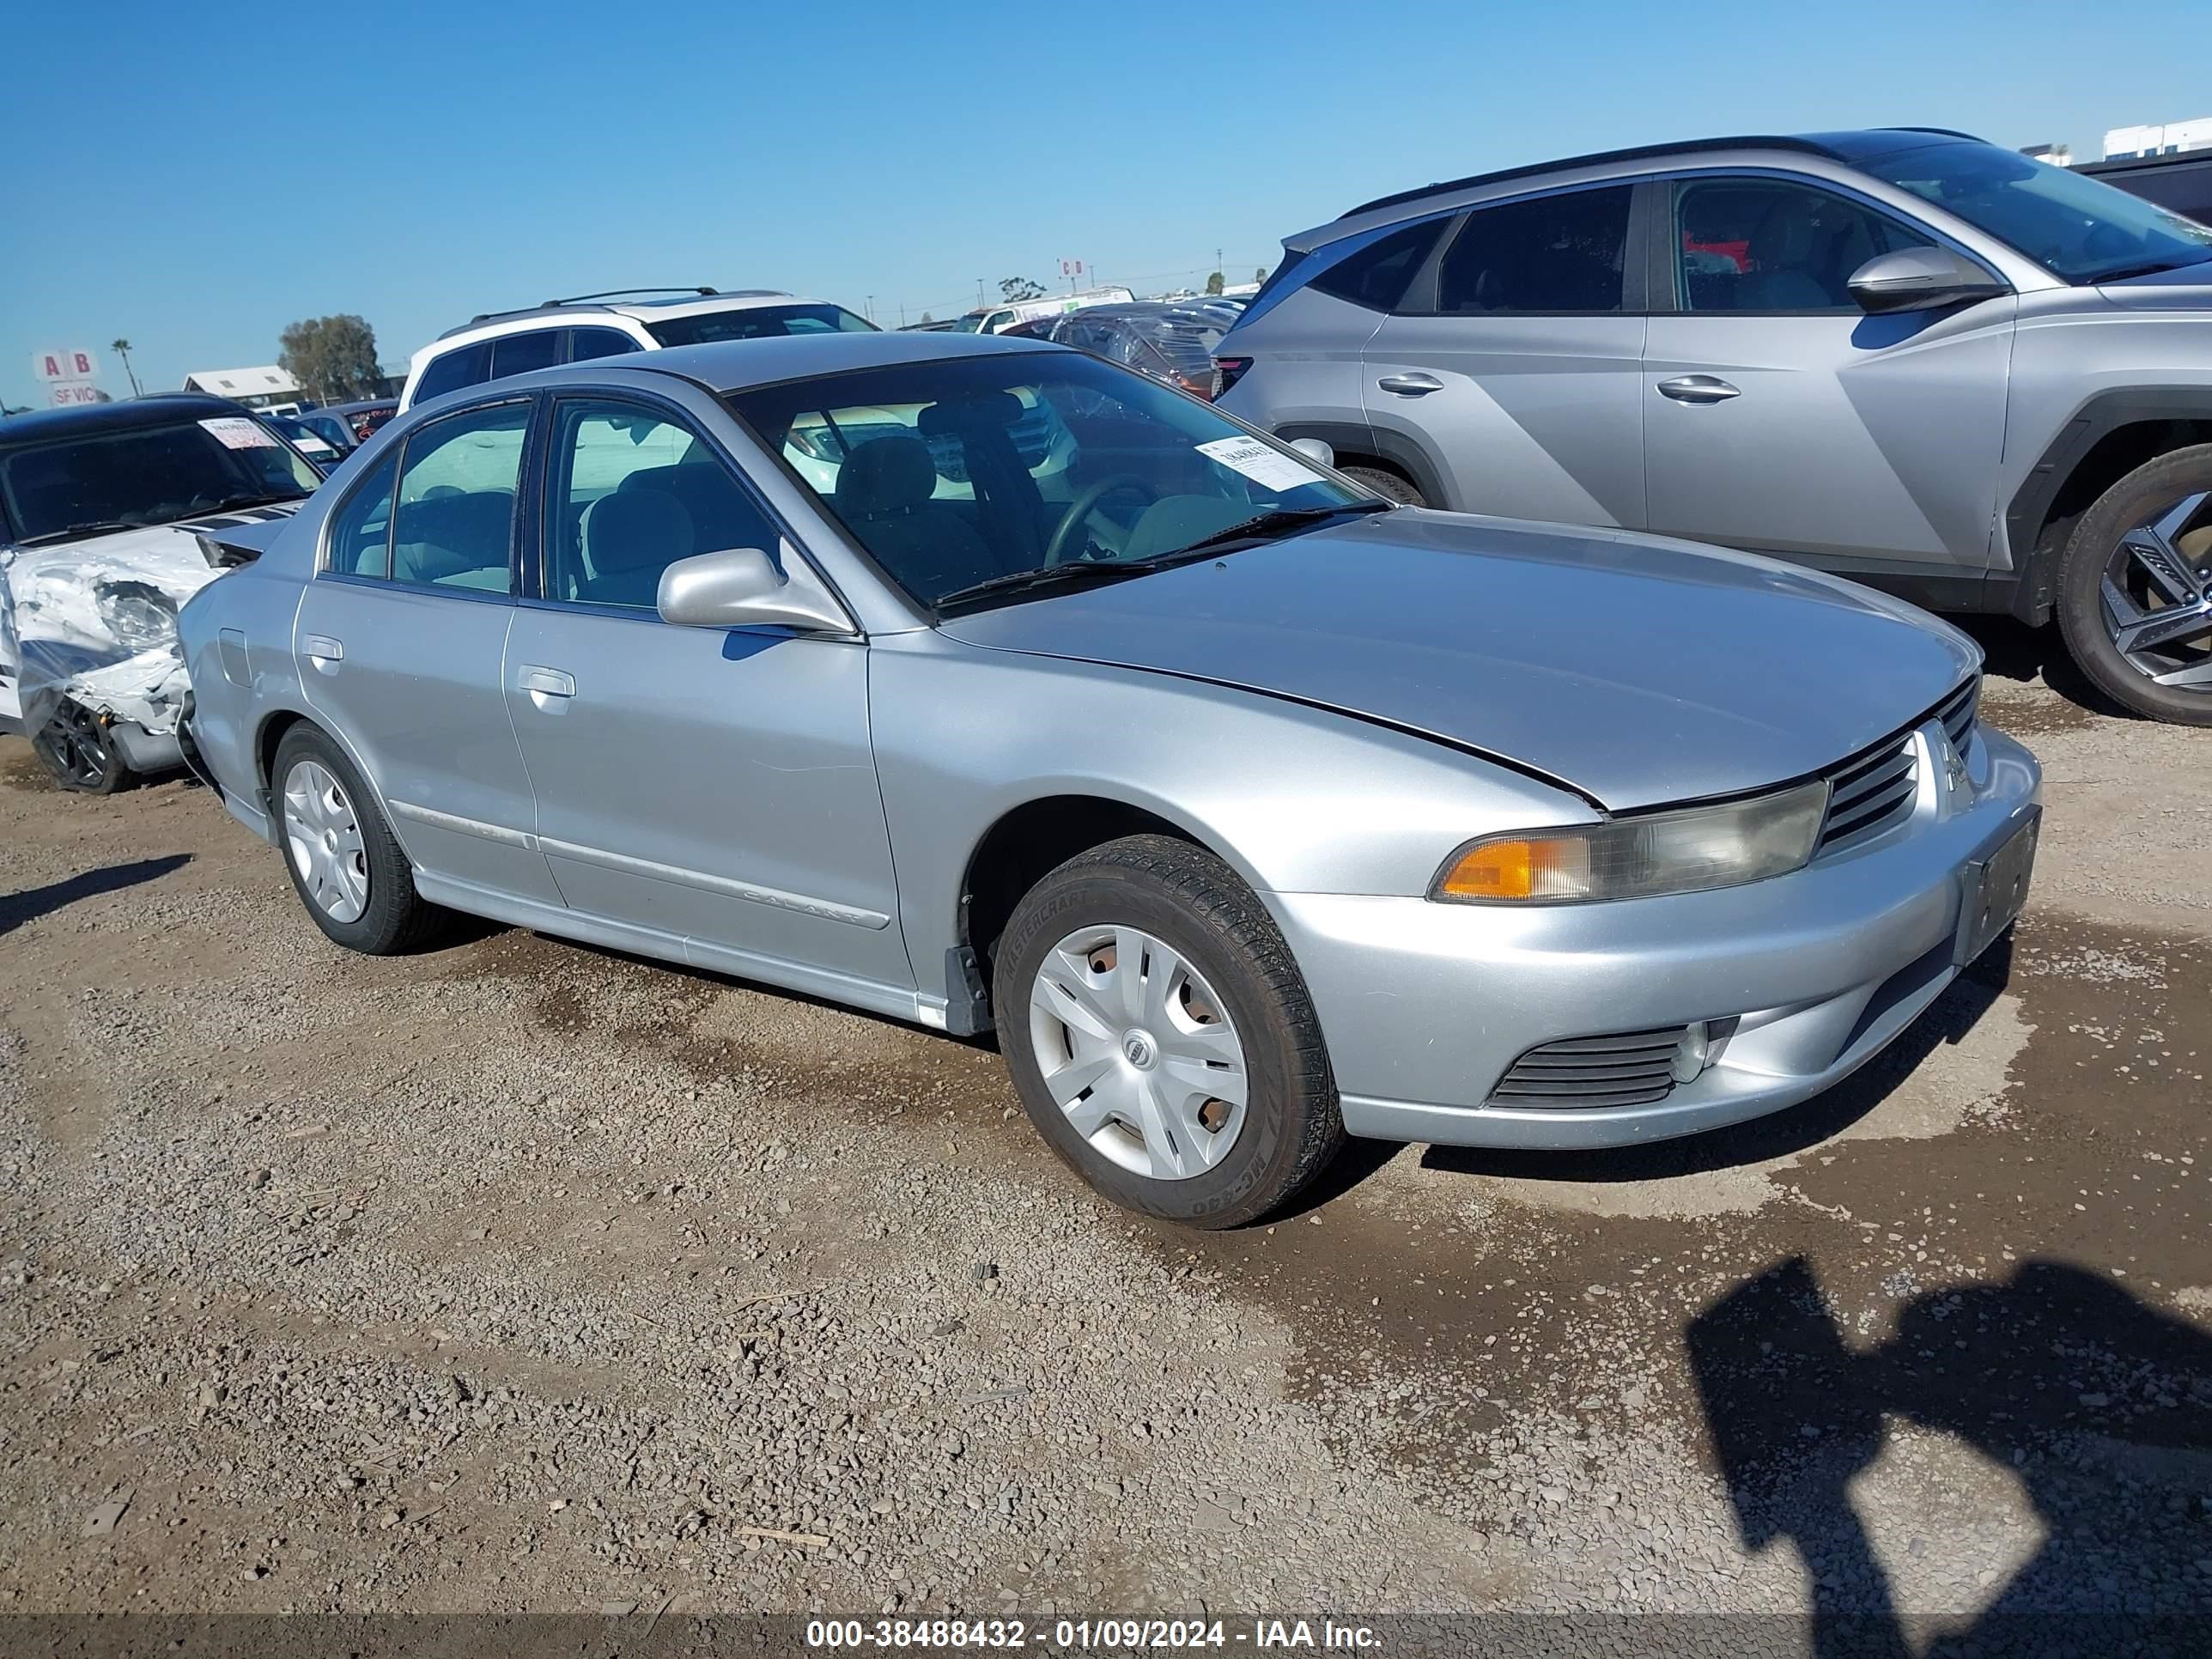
[[2104, 118, 2212, 161], [180, 365, 302, 413]]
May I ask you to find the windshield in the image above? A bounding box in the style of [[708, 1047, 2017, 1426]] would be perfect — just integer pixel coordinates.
[[1864, 142, 2212, 283], [726, 351, 1372, 611], [948, 313, 989, 332], [645, 303, 878, 347], [0, 416, 319, 544]]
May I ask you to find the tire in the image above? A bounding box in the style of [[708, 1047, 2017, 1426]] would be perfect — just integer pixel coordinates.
[[1341, 465, 1426, 507], [32, 699, 137, 795], [993, 834, 1343, 1228], [270, 724, 448, 954], [2054, 443, 2212, 725]]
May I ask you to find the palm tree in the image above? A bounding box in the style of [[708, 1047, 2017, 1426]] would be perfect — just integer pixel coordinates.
[[110, 338, 142, 398]]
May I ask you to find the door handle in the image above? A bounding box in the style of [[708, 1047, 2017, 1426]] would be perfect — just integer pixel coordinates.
[[303, 634, 343, 672], [518, 665, 576, 698], [1376, 373, 1444, 397], [1656, 374, 1741, 404]]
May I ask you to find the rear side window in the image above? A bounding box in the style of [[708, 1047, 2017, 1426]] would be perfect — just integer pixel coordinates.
[[1309, 219, 1447, 311], [326, 453, 399, 576], [1435, 185, 1634, 313], [412, 341, 490, 404], [565, 326, 641, 363], [389, 404, 529, 591], [489, 329, 562, 379]]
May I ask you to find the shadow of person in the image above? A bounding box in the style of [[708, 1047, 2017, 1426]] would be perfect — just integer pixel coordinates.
[[0, 854, 191, 937], [1689, 1256, 2212, 1659]]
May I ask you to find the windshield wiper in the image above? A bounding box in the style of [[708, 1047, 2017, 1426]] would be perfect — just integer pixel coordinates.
[[193, 490, 307, 514], [935, 556, 1184, 612], [15, 520, 139, 547], [1170, 499, 1393, 557], [2087, 258, 2198, 283]]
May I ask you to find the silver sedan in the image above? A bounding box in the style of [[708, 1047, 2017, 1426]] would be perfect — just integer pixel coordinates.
[[177, 332, 2041, 1226]]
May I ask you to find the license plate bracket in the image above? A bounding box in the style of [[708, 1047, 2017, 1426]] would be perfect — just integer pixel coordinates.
[[1955, 808, 2039, 966]]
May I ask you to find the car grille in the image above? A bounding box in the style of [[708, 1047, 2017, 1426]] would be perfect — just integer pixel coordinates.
[[1813, 673, 1980, 857], [1487, 1025, 1689, 1109]]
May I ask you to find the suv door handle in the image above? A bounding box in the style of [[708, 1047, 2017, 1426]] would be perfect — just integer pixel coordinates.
[[518, 665, 576, 698], [1376, 373, 1444, 397], [304, 634, 343, 666], [1656, 374, 1741, 404]]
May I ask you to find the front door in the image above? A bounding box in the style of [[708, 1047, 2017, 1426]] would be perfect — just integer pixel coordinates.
[[295, 397, 562, 906], [1361, 182, 1648, 526], [504, 393, 912, 1006], [1642, 173, 2017, 593]]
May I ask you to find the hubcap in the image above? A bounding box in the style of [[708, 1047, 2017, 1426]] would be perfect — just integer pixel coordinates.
[[2100, 490, 2212, 692], [34, 702, 114, 790], [1028, 925, 1249, 1182], [282, 759, 370, 924]]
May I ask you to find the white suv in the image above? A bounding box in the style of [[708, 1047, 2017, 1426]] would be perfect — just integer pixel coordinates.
[[398, 287, 876, 411]]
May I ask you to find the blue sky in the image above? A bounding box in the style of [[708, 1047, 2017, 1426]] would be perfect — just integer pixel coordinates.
[[3, 0, 2205, 409]]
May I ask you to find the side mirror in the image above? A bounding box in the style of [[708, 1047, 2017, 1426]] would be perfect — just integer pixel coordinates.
[[1288, 436, 1335, 468], [1847, 247, 2008, 314], [656, 544, 855, 635]]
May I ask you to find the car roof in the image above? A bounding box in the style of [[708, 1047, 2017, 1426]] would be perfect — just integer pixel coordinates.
[[1331, 127, 1984, 223], [432, 289, 819, 342], [530, 329, 1059, 397], [0, 392, 257, 447]]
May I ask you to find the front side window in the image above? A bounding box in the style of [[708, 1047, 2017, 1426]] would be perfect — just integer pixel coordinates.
[[565, 326, 641, 363], [643, 303, 878, 347], [727, 352, 1377, 613], [489, 329, 562, 380], [0, 416, 318, 546], [412, 341, 490, 404], [1310, 217, 1447, 312], [1435, 185, 1633, 314], [1862, 141, 2212, 283], [388, 404, 528, 591], [1673, 178, 1933, 312], [544, 400, 779, 609], [326, 452, 399, 576]]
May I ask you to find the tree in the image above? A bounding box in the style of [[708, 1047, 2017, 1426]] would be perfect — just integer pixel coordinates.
[[1205, 270, 1224, 295], [110, 338, 142, 398], [999, 276, 1045, 303], [279, 314, 383, 403], [1254, 267, 1267, 284], [919, 312, 933, 325]]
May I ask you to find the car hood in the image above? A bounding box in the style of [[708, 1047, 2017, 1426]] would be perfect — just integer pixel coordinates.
[[936, 511, 1979, 811], [2097, 256, 2212, 307]]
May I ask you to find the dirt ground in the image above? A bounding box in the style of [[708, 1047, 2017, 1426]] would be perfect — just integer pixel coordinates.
[[1, 629, 2207, 1644]]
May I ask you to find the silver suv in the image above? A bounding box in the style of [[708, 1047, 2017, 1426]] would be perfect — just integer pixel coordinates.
[[1217, 129, 2212, 723]]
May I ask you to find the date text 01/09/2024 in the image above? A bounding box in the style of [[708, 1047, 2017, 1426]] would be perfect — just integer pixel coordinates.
[[803, 1619, 1381, 1649]]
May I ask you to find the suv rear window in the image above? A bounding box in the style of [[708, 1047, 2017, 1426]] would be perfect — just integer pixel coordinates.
[[645, 303, 877, 346], [1435, 185, 1633, 313], [1309, 219, 1447, 312], [413, 341, 491, 404]]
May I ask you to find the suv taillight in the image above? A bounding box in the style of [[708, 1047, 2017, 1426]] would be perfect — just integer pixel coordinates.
[[1212, 356, 1253, 400]]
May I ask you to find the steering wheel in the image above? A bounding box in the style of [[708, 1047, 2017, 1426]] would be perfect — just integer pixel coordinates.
[[1042, 473, 1159, 567]]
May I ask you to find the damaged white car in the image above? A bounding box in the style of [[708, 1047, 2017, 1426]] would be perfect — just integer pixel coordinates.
[[0, 394, 319, 792]]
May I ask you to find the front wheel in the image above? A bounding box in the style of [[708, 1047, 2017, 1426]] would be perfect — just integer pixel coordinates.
[[2055, 445, 2212, 724], [1340, 465, 1426, 507], [33, 699, 136, 794], [994, 834, 1343, 1228]]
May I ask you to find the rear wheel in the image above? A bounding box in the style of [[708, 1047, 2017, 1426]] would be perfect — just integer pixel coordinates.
[[272, 725, 448, 954], [1341, 465, 1426, 507], [32, 699, 135, 794], [2056, 445, 2212, 724], [994, 834, 1343, 1228]]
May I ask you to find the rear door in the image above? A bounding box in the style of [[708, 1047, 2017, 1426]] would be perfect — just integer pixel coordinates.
[[503, 389, 912, 1005], [1361, 182, 1649, 526], [293, 396, 563, 904], [1641, 171, 2017, 593]]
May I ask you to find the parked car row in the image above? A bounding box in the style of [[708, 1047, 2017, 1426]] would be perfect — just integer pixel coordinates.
[[1212, 127, 2212, 723]]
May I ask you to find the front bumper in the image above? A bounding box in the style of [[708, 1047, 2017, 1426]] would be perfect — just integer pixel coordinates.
[[1269, 726, 2042, 1150]]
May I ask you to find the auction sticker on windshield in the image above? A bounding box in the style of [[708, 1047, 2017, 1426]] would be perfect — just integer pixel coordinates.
[[199, 417, 281, 450], [1195, 436, 1324, 492]]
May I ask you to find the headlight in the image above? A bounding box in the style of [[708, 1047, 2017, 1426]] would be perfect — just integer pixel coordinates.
[[94, 582, 180, 653], [1431, 780, 1830, 904]]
